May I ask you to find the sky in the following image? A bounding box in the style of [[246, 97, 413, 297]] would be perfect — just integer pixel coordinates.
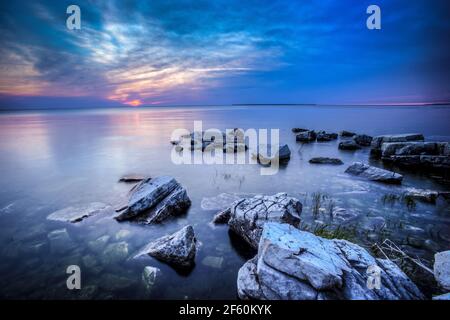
[[0, 0, 449, 109]]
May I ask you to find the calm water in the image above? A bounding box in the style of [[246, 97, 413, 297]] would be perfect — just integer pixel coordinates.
[[0, 105, 449, 299]]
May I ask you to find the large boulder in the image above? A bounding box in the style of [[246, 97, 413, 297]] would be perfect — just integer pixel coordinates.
[[434, 251, 450, 290], [115, 176, 191, 224], [134, 225, 197, 268], [371, 133, 424, 156], [227, 193, 302, 249], [237, 222, 424, 300], [345, 162, 403, 184]]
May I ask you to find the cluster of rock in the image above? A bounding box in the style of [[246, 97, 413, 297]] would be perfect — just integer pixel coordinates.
[[172, 129, 248, 153], [293, 128, 338, 143], [237, 222, 425, 300], [370, 133, 450, 174], [115, 176, 191, 224], [212, 193, 302, 249]]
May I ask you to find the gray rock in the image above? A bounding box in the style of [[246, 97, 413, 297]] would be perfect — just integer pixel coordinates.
[[433, 292, 450, 300], [253, 144, 291, 165], [115, 176, 191, 224], [434, 251, 450, 290], [142, 266, 160, 293], [353, 134, 373, 147], [237, 222, 424, 300], [296, 130, 317, 142], [227, 193, 302, 249], [404, 188, 439, 204], [345, 162, 403, 184], [212, 208, 231, 224], [309, 157, 343, 165], [371, 133, 424, 156], [135, 225, 197, 268], [340, 130, 356, 137], [316, 131, 338, 142], [338, 140, 362, 150], [47, 202, 111, 223]]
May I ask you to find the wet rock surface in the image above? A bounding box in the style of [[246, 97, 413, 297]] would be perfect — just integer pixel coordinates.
[[309, 157, 343, 165], [237, 222, 424, 300], [115, 176, 191, 224], [316, 131, 338, 142], [226, 193, 302, 249], [338, 140, 362, 150], [296, 130, 317, 142], [353, 134, 373, 147], [135, 225, 197, 268], [345, 162, 403, 184]]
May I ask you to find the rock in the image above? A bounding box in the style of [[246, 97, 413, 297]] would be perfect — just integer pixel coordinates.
[[135, 225, 197, 268], [404, 188, 439, 204], [370, 133, 424, 156], [102, 242, 129, 264], [201, 193, 247, 211], [47, 202, 111, 223], [88, 235, 110, 253], [296, 130, 317, 142], [237, 222, 424, 300], [212, 208, 231, 224], [385, 155, 450, 171], [434, 251, 450, 290], [340, 130, 356, 137], [353, 134, 373, 147], [142, 266, 160, 293], [115, 176, 191, 224], [201, 256, 224, 269], [309, 157, 343, 165], [338, 140, 362, 150], [254, 144, 291, 164], [433, 292, 450, 300], [227, 193, 302, 249], [118, 174, 147, 182], [115, 229, 131, 240], [292, 128, 309, 133], [332, 207, 360, 223], [47, 228, 76, 254], [380, 142, 446, 158], [345, 162, 403, 184], [316, 131, 338, 142]]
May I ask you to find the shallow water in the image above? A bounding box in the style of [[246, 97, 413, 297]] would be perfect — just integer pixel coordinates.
[[0, 105, 449, 299]]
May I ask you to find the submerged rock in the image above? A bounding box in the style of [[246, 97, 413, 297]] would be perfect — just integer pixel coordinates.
[[135, 225, 197, 268], [201, 256, 224, 269], [227, 193, 302, 249], [102, 242, 129, 264], [309, 157, 343, 165], [338, 140, 362, 150], [353, 134, 373, 147], [296, 130, 317, 142], [47, 202, 111, 223], [404, 188, 439, 204], [316, 131, 338, 142], [201, 193, 247, 211], [345, 162, 403, 184], [237, 222, 424, 300], [142, 266, 160, 293], [115, 176, 191, 224], [434, 251, 450, 290], [47, 228, 76, 254]]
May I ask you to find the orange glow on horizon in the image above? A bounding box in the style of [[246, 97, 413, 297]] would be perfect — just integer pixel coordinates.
[[126, 99, 142, 107]]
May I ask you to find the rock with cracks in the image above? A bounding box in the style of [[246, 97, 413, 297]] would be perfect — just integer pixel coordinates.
[[227, 193, 302, 249], [237, 222, 424, 300], [115, 176, 191, 224], [135, 225, 197, 268]]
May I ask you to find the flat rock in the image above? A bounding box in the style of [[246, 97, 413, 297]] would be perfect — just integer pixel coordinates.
[[237, 222, 424, 300], [371, 133, 424, 155], [227, 193, 302, 249], [135, 225, 197, 268], [201, 256, 224, 269], [115, 176, 191, 224], [118, 174, 147, 182], [47, 202, 111, 223], [338, 140, 362, 150], [309, 157, 343, 165], [345, 162, 403, 184], [47, 228, 76, 254], [434, 250, 450, 290], [404, 188, 439, 204]]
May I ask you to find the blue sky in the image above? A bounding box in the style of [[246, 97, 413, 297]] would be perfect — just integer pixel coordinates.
[[0, 0, 449, 108]]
